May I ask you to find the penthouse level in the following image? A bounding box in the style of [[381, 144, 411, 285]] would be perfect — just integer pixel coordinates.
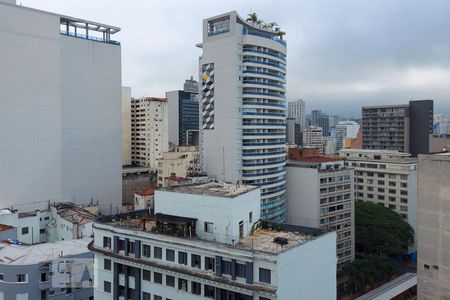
[[90, 181, 337, 300]]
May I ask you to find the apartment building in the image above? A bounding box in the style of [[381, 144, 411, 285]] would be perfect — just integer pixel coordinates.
[[287, 99, 306, 129], [0, 238, 93, 300], [167, 77, 200, 146], [286, 148, 354, 269], [198, 11, 287, 221], [131, 97, 169, 170], [157, 146, 200, 187], [122, 87, 132, 166], [362, 100, 433, 156], [417, 153, 450, 299], [338, 149, 418, 257], [91, 181, 337, 300], [303, 126, 324, 153], [0, 0, 122, 213]]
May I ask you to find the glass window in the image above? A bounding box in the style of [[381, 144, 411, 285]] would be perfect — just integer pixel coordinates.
[[153, 272, 162, 284], [204, 285, 215, 298], [178, 251, 188, 265], [154, 247, 162, 259], [143, 270, 151, 281], [191, 254, 201, 268], [222, 260, 231, 275], [142, 244, 151, 258], [104, 259, 111, 271], [166, 275, 175, 287], [166, 249, 175, 262], [205, 257, 215, 271], [143, 292, 150, 300], [192, 281, 202, 295], [236, 263, 246, 278], [104, 281, 111, 293], [178, 278, 188, 291], [259, 268, 271, 284]]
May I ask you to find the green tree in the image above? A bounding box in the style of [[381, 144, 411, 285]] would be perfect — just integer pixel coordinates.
[[246, 13, 258, 25], [355, 201, 414, 255], [342, 254, 400, 293]]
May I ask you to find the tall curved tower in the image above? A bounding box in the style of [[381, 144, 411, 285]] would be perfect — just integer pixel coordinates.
[[198, 11, 287, 222]]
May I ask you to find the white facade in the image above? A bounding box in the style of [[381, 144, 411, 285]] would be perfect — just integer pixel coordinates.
[[122, 87, 132, 166], [199, 11, 287, 221], [303, 126, 324, 153], [287, 99, 305, 128], [336, 121, 360, 151], [91, 181, 337, 300], [131, 97, 169, 170], [0, 1, 122, 213], [157, 146, 200, 187], [323, 137, 337, 156], [286, 160, 355, 268], [339, 149, 418, 253]]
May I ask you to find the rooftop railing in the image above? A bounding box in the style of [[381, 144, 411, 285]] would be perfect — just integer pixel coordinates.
[[243, 28, 287, 46], [60, 30, 120, 46]]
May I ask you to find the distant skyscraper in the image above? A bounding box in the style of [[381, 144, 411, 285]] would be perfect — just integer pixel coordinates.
[[303, 126, 324, 153], [311, 110, 330, 136], [288, 99, 306, 128], [336, 121, 360, 151], [198, 11, 287, 221], [131, 97, 169, 170], [167, 77, 200, 146], [0, 0, 122, 213], [122, 87, 132, 166], [362, 100, 433, 156]]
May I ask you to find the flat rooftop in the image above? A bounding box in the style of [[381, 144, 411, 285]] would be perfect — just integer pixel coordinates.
[[97, 210, 323, 255], [160, 181, 258, 198], [0, 238, 91, 265]]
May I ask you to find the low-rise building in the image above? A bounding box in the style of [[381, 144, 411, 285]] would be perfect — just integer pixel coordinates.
[[417, 153, 450, 299], [157, 146, 200, 187], [286, 148, 355, 269], [338, 149, 418, 258], [134, 187, 155, 210], [0, 202, 97, 244], [343, 128, 362, 150], [90, 181, 337, 300], [0, 238, 93, 300]]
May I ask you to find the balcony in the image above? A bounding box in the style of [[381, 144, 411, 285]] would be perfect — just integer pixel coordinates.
[[243, 28, 287, 46], [243, 70, 286, 80], [60, 30, 120, 45]]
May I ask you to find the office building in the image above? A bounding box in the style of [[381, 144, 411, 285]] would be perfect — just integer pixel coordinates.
[[417, 153, 450, 299], [323, 137, 337, 156], [90, 181, 337, 300], [336, 121, 360, 151], [131, 97, 169, 170], [287, 99, 306, 129], [311, 110, 330, 136], [198, 11, 287, 221], [0, 238, 93, 300], [167, 77, 200, 146], [339, 149, 418, 257], [156, 146, 200, 187], [303, 126, 324, 153], [122, 87, 132, 166], [287, 148, 355, 269], [0, 0, 122, 213], [362, 100, 433, 156]]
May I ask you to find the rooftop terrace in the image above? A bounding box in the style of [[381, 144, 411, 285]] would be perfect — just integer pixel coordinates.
[[160, 181, 258, 198], [96, 210, 324, 255]]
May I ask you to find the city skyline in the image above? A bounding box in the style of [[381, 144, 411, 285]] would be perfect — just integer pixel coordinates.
[[21, 0, 450, 117]]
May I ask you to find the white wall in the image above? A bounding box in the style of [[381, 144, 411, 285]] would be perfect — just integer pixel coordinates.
[[0, 3, 122, 213], [286, 166, 320, 227], [155, 188, 260, 244], [0, 3, 62, 211], [277, 232, 337, 300], [122, 87, 132, 166], [60, 34, 122, 213], [167, 90, 180, 146]]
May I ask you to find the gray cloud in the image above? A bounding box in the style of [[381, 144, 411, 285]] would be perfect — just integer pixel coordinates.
[[22, 0, 450, 117]]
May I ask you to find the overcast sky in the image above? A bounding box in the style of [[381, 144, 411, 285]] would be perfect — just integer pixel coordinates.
[[22, 0, 450, 117]]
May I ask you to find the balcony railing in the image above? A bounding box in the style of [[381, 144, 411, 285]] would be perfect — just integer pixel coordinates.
[[60, 30, 120, 45], [243, 70, 286, 80], [207, 28, 230, 36], [243, 48, 286, 61], [242, 150, 286, 157], [243, 59, 286, 71], [242, 91, 285, 99], [243, 101, 286, 108], [243, 80, 285, 89], [243, 28, 287, 46]]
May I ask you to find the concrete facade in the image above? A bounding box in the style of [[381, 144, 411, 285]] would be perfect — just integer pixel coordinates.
[[131, 97, 169, 170], [0, 1, 122, 213], [122, 87, 132, 166], [157, 146, 200, 187], [286, 155, 355, 269], [303, 126, 324, 153], [417, 153, 450, 299], [339, 149, 418, 254], [198, 11, 288, 222]]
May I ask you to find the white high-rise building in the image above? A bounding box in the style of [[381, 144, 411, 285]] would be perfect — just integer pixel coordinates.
[[336, 121, 360, 151], [122, 87, 132, 166], [198, 11, 287, 221], [0, 0, 122, 213], [131, 97, 169, 170], [288, 99, 305, 128]]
